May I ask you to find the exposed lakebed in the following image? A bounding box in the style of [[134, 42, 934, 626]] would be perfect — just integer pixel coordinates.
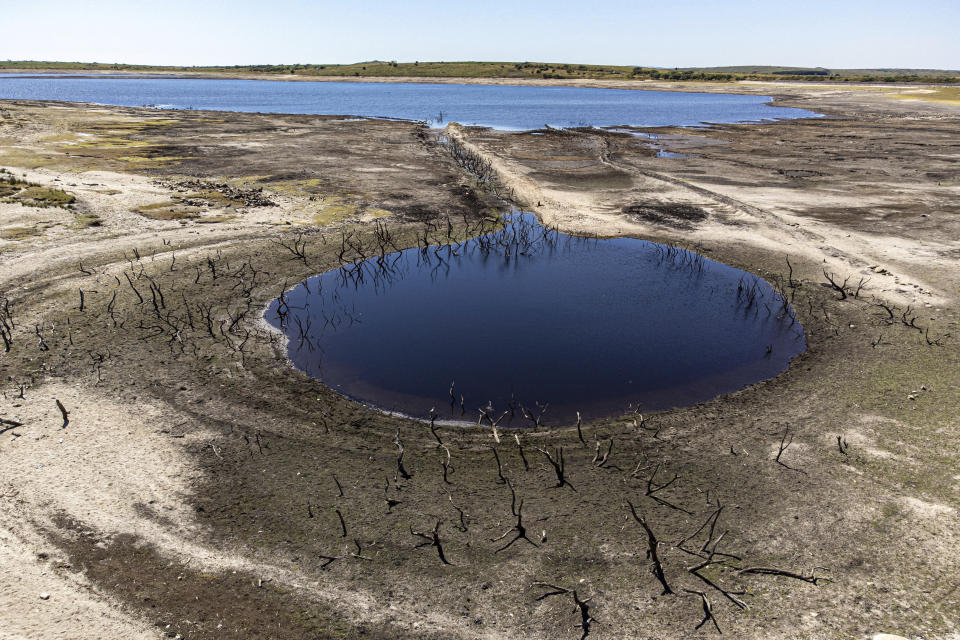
[[266, 213, 805, 425]]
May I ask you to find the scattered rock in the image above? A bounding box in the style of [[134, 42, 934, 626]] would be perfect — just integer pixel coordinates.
[[39, 592, 50, 600], [152, 178, 276, 208]]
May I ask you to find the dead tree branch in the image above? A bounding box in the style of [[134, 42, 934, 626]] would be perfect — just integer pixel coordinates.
[[530, 583, 596, 640], [55, 399, 69, 429], [493, 480, 538, 552], [822, 270, 850, 300], [626, 501, 673, 595], [775, 428, 806, 474], [394, 428, 412, 480], [536, 446, 575, 491], [645, 463, 692, 514], [737, 566, 831, 585], [411, 520, 452, 565], [683, 589, 722, 634], [491, 446, 507, 484]]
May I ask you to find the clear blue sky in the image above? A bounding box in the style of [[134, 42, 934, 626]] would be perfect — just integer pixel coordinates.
[[2, 0, 958, 69]]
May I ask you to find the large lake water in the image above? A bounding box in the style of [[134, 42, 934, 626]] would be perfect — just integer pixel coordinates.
[[0, 75, 818, 130], [265, 213, 805, 425]]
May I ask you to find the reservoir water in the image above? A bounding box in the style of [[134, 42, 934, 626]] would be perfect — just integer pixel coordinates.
[[265, 213, 805, 425], [2, 75, 811, 423], [0, 75, 818, 130]]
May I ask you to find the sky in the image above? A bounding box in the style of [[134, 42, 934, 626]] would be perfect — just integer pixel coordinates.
[[2, 0, 958, 70]]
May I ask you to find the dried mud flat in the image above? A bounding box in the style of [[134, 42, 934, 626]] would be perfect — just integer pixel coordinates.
[[1, 86, 959, 640]]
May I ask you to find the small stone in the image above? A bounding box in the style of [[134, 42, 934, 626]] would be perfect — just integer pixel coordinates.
[[39, 592, 50, 600], [872, 634, 910, 640]]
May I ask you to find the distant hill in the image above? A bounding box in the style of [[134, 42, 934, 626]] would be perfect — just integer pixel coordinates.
[[1, 60, 958, 84], [679, 65, 960, 79]]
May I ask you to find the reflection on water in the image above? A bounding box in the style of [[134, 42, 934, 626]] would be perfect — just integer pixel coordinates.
[[266, 212, 805, 425]]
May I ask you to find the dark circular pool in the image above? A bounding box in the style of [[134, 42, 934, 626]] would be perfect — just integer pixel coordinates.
[[266, 212, 805, 426]]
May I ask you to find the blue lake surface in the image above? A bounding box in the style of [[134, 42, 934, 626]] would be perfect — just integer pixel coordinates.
[[0, 75, 819, 130], [266, 213, 805, 425]]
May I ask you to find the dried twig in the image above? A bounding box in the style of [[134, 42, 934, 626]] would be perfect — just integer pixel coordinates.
[[411, 520, 452, 565], [55, 399, 69, 429], [394, 428, 412, 480], [0, 418, 25, 435], [530, 582, 596, 639], [645, 463, 692, 513], [775, 428, 806, 474], [737, 566, 831, 585], [683, 589, 722, 634]]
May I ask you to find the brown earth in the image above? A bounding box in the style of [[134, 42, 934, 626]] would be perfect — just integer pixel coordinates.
[[1, 86, 959, 640]]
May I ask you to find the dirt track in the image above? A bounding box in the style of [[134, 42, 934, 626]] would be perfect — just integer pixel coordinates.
[[1, 86, 959, 640]]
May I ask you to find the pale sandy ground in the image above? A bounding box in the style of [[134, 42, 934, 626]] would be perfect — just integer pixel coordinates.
[[1, 85, 959, 639], [0, 381, 499, 640], [0, 167, 288, 639], [0, 163, 503, 638], [443, 122, 960, 310]]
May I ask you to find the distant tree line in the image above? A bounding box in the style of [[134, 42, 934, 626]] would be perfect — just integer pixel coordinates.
[[1, 60, 956, 84]]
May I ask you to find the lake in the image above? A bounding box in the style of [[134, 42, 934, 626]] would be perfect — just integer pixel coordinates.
[[0, 75, 819, 130], [265, 212, 805, 425]]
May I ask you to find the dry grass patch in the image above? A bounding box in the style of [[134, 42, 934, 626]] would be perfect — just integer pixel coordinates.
[[74, 213, 103, 228], [891, 86, 960, 105], [0, 225, 41, 240], [135, 201, 200, 221], [195, 215, 237, 224], [0, 170, 76, 208]]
